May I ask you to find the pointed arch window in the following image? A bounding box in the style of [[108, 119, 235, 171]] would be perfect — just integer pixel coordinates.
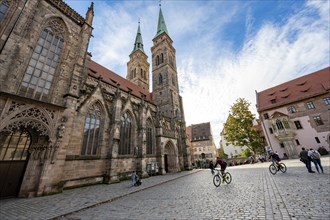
[[119, 112, 132, 155], [156, 55, 160, 66], [159, 74, 163, 85], [276, 119, 284, 130], [0, 129, 30, 161], [161, 53, 164, 63], [146, 120, 153, 155], [81, 103, 102, 155], [0, 0, 9, 22], [18, 20, 64, 101]]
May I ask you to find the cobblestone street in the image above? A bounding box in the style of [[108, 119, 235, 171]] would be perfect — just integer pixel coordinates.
[[1, 157, 329, 220]]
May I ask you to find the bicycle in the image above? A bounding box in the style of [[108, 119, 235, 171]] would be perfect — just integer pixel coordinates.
[[269, 160, 287, 175], [213, 169, 232, 187]]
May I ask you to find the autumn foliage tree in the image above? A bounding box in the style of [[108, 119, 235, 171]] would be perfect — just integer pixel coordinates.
[[223, 98, 264, 155]]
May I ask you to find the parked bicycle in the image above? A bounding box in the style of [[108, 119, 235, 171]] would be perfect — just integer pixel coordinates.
[[269, 161, 287, 175], [213, 169, 232, 187]]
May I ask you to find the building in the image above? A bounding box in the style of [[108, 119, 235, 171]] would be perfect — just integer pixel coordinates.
[[0, 0, 191, 198], [220, 131, 247, 159], [186, 122, 217, 166], [219, 117, 247, 158], [256, 67, 330, 159]]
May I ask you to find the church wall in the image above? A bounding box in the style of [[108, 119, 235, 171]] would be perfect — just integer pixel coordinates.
[[0, 0, 86, 108], [0, 0, 190, 198]]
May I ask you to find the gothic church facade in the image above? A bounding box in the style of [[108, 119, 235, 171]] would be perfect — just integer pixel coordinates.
[[0, 0, 191, 198]]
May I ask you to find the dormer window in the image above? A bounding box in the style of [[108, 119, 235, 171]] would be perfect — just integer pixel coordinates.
[[301, 88, 310, 92], [270, 99, 276, 104], [297, 81, 306, 86]]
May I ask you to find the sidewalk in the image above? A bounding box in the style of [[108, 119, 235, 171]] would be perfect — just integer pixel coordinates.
[[0, 170, 202, 220]]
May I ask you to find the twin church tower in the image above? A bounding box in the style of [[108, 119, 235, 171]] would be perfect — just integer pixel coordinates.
[[127, 7, 182, 120], [0, 0, 190, 198]]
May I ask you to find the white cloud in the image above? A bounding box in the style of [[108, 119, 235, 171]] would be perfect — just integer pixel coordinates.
[[84, 0, 329, 148], [178, 0, 329, 147]]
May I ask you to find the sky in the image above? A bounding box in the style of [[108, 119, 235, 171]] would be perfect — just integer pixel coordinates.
[[65, 0, 330, 148]]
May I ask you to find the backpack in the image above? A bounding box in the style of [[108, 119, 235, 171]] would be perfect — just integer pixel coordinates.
[[311, 150, 320, 159]]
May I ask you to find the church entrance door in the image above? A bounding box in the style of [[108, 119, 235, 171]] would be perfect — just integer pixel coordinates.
[[164, 142, 177, 173], [0, 129, 31, 198], [164, 154, 168, 172]]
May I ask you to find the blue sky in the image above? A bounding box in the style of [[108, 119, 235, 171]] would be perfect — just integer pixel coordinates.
[[66, 0, 330, 147]]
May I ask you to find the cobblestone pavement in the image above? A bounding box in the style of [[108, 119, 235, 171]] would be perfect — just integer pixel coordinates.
[[0, 157, 329, 220]]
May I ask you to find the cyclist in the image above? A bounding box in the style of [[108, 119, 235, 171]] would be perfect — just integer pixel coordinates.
[[209, 160, 215, 175], [268, 151, 281, 169], [215, 157, 227, 176]]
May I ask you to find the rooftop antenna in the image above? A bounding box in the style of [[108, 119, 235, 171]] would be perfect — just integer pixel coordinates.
[[159, 0, 161, 7]]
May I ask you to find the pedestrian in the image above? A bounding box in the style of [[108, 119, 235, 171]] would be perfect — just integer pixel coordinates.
[[308, 148, 323, 173], [209, 160, 215, 175], [131, 171, 136, 187], [249, 155, 254, 164], [299, 147, 315, 173], [134, 173, 142, 186]]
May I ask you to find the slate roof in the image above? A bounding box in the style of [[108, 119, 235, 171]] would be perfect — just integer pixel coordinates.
[[87, 60, 153, 102]]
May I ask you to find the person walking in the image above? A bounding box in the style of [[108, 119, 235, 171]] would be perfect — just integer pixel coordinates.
[[308, 148, 323, 173], [300, 147, 315, 173]]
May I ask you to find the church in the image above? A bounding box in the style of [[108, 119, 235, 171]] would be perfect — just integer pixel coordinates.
[[0, 0, 191, 198]]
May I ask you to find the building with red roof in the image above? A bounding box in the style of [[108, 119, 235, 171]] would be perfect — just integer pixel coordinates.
[[186, 122, 217, 167], [256, 67, 330, 158]]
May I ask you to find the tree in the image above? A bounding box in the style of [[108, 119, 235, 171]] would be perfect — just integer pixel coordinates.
[[218, 146, 228, 159], [223, 98, 264, 155]]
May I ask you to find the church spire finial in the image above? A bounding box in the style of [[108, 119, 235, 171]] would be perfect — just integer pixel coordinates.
[[85, 2, 94, 25], [131, 20, 145, 54], [154, 1, 169, 38]]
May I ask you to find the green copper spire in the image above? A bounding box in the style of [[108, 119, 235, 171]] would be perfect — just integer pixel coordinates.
[[155, 7, 169, 38], [132, 22, 144, 53]]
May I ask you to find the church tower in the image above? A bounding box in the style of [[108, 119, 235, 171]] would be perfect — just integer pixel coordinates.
[[151, 6, 182, 119], [127, 22, 150, 91]]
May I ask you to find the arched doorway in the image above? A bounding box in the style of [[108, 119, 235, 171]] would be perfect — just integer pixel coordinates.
[[164, 142, 178, 173], [0, 129, 31, 198]]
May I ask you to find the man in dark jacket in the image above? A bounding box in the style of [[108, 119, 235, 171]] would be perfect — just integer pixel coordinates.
[[215, 157, 227, 176], [299, 147, 315, 173]]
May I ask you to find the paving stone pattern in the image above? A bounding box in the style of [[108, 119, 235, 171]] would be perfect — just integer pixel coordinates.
[[0, 157, 329, 220]]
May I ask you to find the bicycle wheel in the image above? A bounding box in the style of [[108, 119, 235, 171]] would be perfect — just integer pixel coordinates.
[[279, 163, 287, 173], [269, 164, 277, 175], [223, 172, 232, 184], [213, 174, 222, 187]]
